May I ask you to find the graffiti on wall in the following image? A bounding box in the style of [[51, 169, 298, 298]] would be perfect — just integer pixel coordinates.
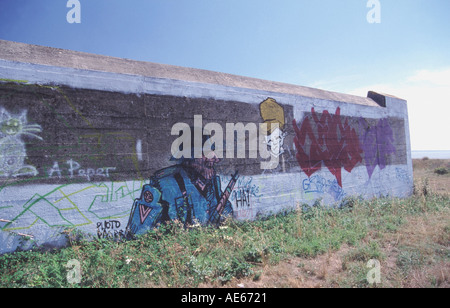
[[258, 97, 300, 175], [230, 176, 262, 207], [127, 97, 291, 235], [0, 80, 409, 253], [97, 220, 125, 239], [293, 107, 363, 187], [47, 159, 117, 181], [260, 98, 288, 159], [358, 118, 396, 178], [293, 107, 405, 188], [227, 175, 263, 220], [395, 167, 410, 184], [126, 132, 239, 236], [302, 175, 346, 202], [0, 180, 144, 233], [0, 108, 43, 178], [0, 83, 147, 186]]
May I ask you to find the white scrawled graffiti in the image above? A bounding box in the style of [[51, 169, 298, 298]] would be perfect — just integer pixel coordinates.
[[0, 108, 42, 177]]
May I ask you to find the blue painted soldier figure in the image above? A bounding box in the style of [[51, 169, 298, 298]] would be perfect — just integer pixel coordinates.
[[126, 132, 238, 236]]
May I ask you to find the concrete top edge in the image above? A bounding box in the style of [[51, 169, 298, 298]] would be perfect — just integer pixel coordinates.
[[0, 40, 384, 106]]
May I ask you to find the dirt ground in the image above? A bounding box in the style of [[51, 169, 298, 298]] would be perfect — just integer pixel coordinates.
[[213, 211, 449, 288], [412, 159, 450, 195]]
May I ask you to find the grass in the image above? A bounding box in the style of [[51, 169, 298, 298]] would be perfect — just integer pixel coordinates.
[[434, 167, 449, 175], [0, 160, 448, 288]]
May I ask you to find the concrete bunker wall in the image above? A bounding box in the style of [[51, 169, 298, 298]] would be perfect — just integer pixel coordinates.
[[0, 41, 413, 254]]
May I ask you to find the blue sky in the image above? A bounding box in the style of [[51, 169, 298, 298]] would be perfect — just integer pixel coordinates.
[[1, 0, 449, 150]]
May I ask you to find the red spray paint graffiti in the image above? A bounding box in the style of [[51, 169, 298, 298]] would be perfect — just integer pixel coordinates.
[[293, 107, 363, 187]]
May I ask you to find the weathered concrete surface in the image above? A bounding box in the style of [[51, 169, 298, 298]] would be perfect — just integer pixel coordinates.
[[0, 40, 379, 106], [0, 40, 413, 254]]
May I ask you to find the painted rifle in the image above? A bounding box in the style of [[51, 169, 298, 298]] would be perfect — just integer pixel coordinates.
[[208, 170, 239, 225]]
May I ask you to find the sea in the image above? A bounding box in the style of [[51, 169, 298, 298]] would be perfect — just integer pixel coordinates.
[[411, 150, 450, 159]]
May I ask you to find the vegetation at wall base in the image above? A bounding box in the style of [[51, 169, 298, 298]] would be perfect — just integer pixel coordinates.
[[0, 161, 448, 288]]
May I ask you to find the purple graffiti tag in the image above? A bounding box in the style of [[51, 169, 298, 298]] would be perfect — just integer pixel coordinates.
[[359, 118, 396, 178]]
